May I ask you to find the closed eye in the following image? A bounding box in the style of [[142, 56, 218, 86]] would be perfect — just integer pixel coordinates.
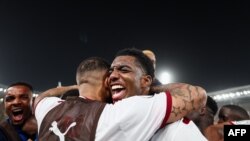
[[109, 65, 131, 74]]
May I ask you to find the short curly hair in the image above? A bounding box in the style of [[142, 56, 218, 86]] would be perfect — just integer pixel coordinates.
[[115, 48, 155, 79]]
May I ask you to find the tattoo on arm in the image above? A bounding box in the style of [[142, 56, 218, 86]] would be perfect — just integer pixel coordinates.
[[150, 83, 206, 123], [171, 106, 182, 117], [169, 84, 206, 120]]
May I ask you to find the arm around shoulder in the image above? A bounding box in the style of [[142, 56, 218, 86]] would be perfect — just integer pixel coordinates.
[[153, 83, 207, 123], [33, 85, 78, 112]]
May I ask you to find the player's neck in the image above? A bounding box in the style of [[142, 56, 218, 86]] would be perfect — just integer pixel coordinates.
[[79, 84, 100, 101]]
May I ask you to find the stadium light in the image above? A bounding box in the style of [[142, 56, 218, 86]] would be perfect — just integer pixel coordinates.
[[158, 71, 172, 84], [213, 90, 250, 101]]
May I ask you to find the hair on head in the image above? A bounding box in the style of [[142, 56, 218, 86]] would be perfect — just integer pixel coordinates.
[[8, 82, 33, 92], [206, 96, 218, 115], [76, 57, 110, 84], [77, 57, 110, 74], [115, 48, 155, 79]]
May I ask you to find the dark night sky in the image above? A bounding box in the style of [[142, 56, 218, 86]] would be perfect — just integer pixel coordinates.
[[0, 1, 250, 92]]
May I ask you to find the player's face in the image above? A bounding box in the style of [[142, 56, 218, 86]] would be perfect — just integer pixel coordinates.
[[4, 85, 32, 125], [99, 69, 112, 103], [109, 56, 145, 102]]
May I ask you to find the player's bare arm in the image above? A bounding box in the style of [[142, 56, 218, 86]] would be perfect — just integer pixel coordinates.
[[151, 83, 207, 123]]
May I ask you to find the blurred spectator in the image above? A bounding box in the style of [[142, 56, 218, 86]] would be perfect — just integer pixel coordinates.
[[186, 95, 218, 134], [142, 49, 157, 69], [0, 102, 6, 121], [142, 49, 162, 94], [218, 104, 250, 123], [204, 104, 250, 141], [0, 82, 37, 141]]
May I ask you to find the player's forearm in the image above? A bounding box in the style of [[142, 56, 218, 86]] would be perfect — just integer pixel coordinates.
[[33, 85, 78, 111], [40, 85, 78, 97], [167, 83, 207, 123], [150, 83, 186, 93]]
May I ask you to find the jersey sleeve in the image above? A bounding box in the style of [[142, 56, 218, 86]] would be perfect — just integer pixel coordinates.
[[96, 91, 172, 141], [160, 90, 172, 128]]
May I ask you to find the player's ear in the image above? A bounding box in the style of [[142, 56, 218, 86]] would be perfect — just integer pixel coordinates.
[[200, 106, 206, 116], [141, 75, 152, 88]]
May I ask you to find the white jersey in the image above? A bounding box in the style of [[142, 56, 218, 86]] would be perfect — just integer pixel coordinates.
[[150, 118, 208, 141], [35, 92, 172, 141]]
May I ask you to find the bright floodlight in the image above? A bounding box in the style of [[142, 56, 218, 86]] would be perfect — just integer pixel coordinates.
[[159, 71, 171, 84]]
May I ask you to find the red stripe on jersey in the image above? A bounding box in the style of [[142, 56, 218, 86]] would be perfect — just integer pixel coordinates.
[[228, 120, 235, 125], [160, 91, 172, 128], [182, 117, 191, 124]]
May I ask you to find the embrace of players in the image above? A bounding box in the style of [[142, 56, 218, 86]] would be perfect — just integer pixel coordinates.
[[0, 48, 249, 141]]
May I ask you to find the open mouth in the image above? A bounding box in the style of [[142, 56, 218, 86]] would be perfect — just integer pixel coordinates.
[[12, 108, 24, 122], [111, 85, 126, 101]]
